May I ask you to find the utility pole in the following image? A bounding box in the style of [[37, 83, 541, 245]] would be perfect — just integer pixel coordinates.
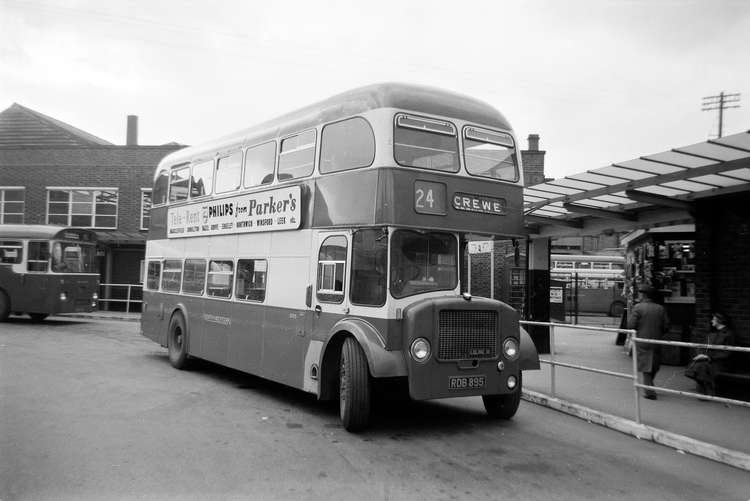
[[702, 91, 741, 138]]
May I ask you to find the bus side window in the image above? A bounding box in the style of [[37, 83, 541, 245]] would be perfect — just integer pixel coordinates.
[[235, 259, 267, 302], [27, 241, 49, 272], [278, 130, 316, 180], [243, 141, 276, 188], [161, 259, 182, 292], [350, 229, 386, 306], [0, 240, 22, 264], [317, 236, 347, 304], [146, 261, 161, 290], [207, 260, 233, 298], [153, 169, 169, 205], [215, 152, 242, 194], [182, 259, 207, 295], [320, 117, 375, 174], [190, 160, 214, 198], [169, 165, 190, 203]]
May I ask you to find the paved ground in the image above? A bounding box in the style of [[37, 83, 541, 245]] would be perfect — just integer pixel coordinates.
[[2, 315, 750, 500]]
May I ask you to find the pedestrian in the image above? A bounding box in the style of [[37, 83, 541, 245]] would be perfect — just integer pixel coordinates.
[[627, 285, 669, 400], [685, 312, 735, 397]]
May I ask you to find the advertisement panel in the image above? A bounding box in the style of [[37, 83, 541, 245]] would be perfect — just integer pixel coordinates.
[[167, 186, 301, 238]]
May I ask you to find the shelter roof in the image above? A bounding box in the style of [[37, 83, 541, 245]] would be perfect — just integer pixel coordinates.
[[524, 130, 750, 237]]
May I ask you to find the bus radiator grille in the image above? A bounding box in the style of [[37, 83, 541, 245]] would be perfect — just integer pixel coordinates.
[[437, 310, 497, 361]]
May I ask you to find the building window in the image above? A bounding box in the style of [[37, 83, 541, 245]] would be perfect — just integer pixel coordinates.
[[141, 189, 152, 230], [47, 188, 118, 228], [0, 188, 25, 224]]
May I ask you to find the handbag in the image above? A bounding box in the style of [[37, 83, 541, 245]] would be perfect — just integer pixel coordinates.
[[684, 354, 709, 380]]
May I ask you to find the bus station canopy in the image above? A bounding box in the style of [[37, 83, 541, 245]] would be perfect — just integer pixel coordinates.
[[523, 130, 750, 238]]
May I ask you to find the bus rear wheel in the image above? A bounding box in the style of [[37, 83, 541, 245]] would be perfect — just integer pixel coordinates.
[[168, 313, 190, 370], [0, 290, 10, 321], [609, 300, 625, 317], [340, 337, 371, 432], [483, 373, 522, 419]]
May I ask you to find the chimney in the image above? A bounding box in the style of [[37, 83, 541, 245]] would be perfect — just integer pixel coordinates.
[[527, 134, 539, 151], [126, 115, 138, 146]]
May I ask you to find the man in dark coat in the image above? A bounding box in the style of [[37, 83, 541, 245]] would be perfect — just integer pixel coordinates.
[[627, 286, 670, 399]]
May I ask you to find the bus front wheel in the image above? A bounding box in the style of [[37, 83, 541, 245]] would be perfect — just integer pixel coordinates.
[[168, 313, 190, 370], [0, 290, 10, 322], [340, 337, 371, 432], [483, 373, 522, 419]]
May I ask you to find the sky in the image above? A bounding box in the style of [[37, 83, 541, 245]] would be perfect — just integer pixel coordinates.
[[1, 0, 749, 179]]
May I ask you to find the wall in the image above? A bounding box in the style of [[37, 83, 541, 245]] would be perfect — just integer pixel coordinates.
[[694, 193, 750, 346]]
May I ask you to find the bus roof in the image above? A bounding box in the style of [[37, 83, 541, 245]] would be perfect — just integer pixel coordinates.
[[0, 224, 97, 242], [158, 82, 514, 168]]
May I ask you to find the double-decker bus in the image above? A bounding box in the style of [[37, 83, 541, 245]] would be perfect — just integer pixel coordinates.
[[141, 83, 539, 431], [0, 225, 99, 321], [551, 254, 625, 317]]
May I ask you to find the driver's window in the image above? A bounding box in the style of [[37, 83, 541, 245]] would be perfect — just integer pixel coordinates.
[[317, 235, 347, 303]]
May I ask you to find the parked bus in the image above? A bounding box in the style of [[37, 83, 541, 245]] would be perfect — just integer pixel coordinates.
[[0, 225, 99, 321], [141, 83, 540, 431], [551, 254, 625, 317]]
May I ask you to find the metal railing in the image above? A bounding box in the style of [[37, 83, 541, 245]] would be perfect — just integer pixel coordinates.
[[98, 283, 143, 313], [520, 320, 750, 424]]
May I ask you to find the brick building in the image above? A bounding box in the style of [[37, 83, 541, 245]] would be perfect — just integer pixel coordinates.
[[0, 103, 183, 308]]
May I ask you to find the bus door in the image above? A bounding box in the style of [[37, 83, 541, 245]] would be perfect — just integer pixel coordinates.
[[18, 241, 52, 312], [311, 232, 351, 337]]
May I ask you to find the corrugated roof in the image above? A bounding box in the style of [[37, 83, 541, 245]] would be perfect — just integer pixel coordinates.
[[524, 130, 750, 237], [0, 103, 113, 147]]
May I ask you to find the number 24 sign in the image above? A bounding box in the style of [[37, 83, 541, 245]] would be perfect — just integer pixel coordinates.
[[414, 181, 447, 215]]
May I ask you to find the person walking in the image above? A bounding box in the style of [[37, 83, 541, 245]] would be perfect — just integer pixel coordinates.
[[627, 285, 670, 400]]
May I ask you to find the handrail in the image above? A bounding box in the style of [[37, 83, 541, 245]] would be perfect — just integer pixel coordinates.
[[98, 283, 143, 313], [519, 320, 750, 426]]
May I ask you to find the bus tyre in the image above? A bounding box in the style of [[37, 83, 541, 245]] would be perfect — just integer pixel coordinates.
[[29, 313, 48, 322], [0, 290, 9, 322], [609, 301, 625, 318], [340, 337, 371, 432], [168, 313, 190, 370], [483, 373, 522, 419]]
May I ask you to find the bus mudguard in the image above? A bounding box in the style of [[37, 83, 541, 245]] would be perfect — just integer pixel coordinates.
[[321, 317, 407, 378], [519, 326, 540, 371]]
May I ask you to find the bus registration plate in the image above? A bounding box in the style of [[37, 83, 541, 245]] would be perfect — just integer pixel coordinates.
[[448, 375, 486, 390]]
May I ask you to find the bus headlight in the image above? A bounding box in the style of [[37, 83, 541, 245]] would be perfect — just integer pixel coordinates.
[[503, 338, 519, 361], [59, 292, 68, 302], [507, 375, 518, 389], [410, 338, 431, 362]]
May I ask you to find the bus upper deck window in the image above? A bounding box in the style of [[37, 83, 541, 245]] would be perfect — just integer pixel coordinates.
[[394, 114, 459, 172], [244, 141, 276, 188], [153, 169, 169, 205], [463, 127, 519, 182], [320, 117, 375, 174], [279, 130, 316, 181], [215, 153, 242, 194], [190, 160, 214, 198], [169, 165, 190, 203]]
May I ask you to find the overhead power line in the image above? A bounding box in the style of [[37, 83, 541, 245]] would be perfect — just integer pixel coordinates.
[[701, 91, 741, 138]]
